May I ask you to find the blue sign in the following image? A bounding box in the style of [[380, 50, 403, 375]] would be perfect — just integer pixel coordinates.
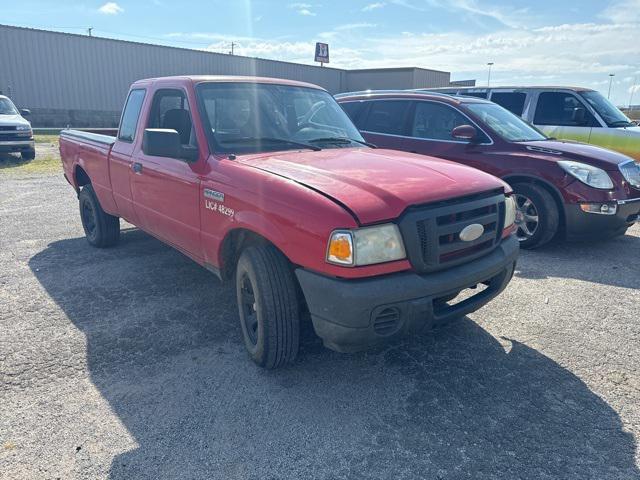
[[315, 42, 329, 64]]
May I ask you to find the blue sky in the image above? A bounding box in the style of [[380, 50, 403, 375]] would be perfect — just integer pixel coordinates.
[[3, 0, 640, 105]]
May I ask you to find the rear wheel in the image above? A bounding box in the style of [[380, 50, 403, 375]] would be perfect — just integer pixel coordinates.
[[512, 183, 559, 249], [79, 184, 120, 247], [235, 245, 300, 369]]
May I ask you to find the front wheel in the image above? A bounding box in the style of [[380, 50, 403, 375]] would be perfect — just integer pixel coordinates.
[[79, 184, 120, 247], [512, 183, 559, 249], [21, 148, 35, 161], [235, 245, 300, 369]]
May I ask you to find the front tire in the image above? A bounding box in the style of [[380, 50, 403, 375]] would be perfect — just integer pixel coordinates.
[[512, 183, 559, 249], [79, 184, 120, 247], [235, 245, 300, 369], [21, 148, 35, 160]]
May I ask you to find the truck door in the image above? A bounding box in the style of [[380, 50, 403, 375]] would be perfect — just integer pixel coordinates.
[[531, 91, 597, 143], [130, 88, 202, 259], [110, 88, 146, 224]]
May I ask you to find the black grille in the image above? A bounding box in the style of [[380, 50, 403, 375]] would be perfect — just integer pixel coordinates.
[[0, 126, 17, 131], [372, 307, 401, 336], [398, 190, 505, 273], [0, 133, 32, 141]]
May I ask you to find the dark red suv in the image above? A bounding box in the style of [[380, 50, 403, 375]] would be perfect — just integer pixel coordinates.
[[337, 91, 640, 248]]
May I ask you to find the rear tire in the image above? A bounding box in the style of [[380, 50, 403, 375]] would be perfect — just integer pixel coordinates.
[[512, 182, 559, 249], [79, 184, 120, 248], [235, 245, 300, 369], [21, 148, 35, 160]]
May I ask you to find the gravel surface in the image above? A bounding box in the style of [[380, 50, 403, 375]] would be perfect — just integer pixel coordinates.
[[1, 167, 639, 479]]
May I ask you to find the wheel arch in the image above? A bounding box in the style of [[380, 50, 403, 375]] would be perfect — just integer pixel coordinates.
[[74, 165, 91, 191], [501, 174, 567, 233]]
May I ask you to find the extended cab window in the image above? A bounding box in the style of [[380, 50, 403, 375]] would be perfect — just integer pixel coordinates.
[[490, 92, 526, 116], [118, 89, 146, 142], [533, 92, 596, 126], [147, 89, 196, 146], [363, 101, 411, 135]]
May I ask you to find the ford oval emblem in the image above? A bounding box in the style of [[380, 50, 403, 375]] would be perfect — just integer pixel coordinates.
[[459, 223, 484, 242]]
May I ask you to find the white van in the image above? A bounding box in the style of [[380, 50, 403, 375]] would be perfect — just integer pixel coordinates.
[[427, 86, 640, 162]]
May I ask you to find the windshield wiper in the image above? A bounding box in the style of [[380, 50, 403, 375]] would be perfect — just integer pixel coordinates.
[[308, 137, 376, 148], [219, 137, 321, 151], [609, 120, 634, 127]]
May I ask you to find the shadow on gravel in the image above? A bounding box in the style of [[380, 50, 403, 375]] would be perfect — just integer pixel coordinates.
[[0, 152, 31, 169], [29, 231, 639, 479], [516, 229, 640, 289]]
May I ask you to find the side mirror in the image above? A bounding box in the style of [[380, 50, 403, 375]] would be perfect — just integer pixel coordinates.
[[142, 128, 198, 161], [451, 124, 478, 142], [20, 108, 31, 117], [572, 107, 587, 125]]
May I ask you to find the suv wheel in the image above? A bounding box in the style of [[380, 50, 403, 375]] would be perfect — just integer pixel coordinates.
[[235, 245, 300, 369], [512, 183, 559, 249]]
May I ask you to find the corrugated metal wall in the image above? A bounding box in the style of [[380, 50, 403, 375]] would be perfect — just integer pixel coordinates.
[[0, 24, 455, 126]]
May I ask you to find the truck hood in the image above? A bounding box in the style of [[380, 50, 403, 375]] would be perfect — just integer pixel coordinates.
[[0, 114, 30, 127], [517, 139, 633, 170], [238, 148, 507, 224]]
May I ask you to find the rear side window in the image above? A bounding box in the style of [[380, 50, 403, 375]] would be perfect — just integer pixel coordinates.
[[363, 100, 411, 135], [118, 89, 146, 142], [533, 92, 596, 126], [340, 101, 366, 128], [490, 92, 526, 116]]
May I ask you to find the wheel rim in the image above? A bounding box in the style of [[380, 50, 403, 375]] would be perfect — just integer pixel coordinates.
[[82, 200, 97, 238], [514, 193, 540, 241], [239, 273, 259, 346]]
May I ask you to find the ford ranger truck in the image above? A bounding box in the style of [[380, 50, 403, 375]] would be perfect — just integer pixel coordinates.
[[0, 95, 35, 160], [59, 76, 519, 369]]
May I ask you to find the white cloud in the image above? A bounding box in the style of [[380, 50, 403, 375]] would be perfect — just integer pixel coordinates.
[[334, 23, 377, 30], [288, 2, 317, 16], [601, 0, 640, 24], [362, 2, 385, 11], [98, 2, 124, 15]]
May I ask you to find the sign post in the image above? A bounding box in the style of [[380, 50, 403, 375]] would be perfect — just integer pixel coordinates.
[[315, 42, 329, 67]]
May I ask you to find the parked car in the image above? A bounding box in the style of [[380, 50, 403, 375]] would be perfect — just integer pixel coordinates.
[[0, 95, 35, 160], [59, 76, 519, 368], [426, 86, 640, 162], [336, 90, 640, 248]]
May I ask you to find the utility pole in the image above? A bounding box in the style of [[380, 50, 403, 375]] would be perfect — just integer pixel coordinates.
[[629, 75, 637, 108], [229, 42, 236, 55], [87, 27, 93, 37], [607, 73, 615, 99], [487, 62, 494, 87]]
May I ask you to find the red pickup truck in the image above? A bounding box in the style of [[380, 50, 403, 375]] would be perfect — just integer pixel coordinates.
[[60, 76, 519, 368]]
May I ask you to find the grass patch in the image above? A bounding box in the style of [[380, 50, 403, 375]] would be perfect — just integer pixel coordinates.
[[34, 134, 59, 145], [0, 155, 61, 174]]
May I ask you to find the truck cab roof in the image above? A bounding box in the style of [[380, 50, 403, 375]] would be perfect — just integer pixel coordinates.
[[131, 75, 325, 91]]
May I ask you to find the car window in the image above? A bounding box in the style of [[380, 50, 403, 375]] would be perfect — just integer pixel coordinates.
[[148, 89, 196, 147], [362, 100, 411, 135], [533, 92, 596, 126], [411, 101, 471, 141], [490, 92, 526, 116], [0, 97, 18, 115], [462, 92, 488, 99], [118, 89, 146, 142], [340, 101, 366, 128]]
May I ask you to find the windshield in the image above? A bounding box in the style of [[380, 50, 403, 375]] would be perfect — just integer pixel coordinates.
[[579, 90, 633, 127], [196, 82, 365, 154], [0, 98, 18, 115], [466, 102, 547, 142]]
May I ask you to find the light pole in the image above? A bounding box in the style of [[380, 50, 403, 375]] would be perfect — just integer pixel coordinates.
[[629, 76, 637, 108], [607, 73, 615, 99], [487, 62, 494, 87]]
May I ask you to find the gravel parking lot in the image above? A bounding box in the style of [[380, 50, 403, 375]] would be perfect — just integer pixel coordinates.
[[1, 153, 639, 479]]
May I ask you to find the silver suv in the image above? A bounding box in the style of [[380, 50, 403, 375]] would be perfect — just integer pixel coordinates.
[[0, 95, 35, 160]]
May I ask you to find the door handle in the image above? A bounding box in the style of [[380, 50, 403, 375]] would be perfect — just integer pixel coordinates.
[[132, 162, 143, 174]]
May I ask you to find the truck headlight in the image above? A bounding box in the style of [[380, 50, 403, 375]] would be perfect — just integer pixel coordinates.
[[558, 161, 613, 189], [327, 224, 406, 266], [16, 125, 31, 131], [504, 195, 516, 228]]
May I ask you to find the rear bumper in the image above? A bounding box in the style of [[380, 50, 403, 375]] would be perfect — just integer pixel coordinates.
[[564, 198, 640, 240], [296, 235, 519, 353], [0, 140, 35, 153]]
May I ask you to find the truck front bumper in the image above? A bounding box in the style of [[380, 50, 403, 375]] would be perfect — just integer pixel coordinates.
[[564, 198, 640, 241], [296, 235, 519, 353], [0, 140, 35, 153]]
